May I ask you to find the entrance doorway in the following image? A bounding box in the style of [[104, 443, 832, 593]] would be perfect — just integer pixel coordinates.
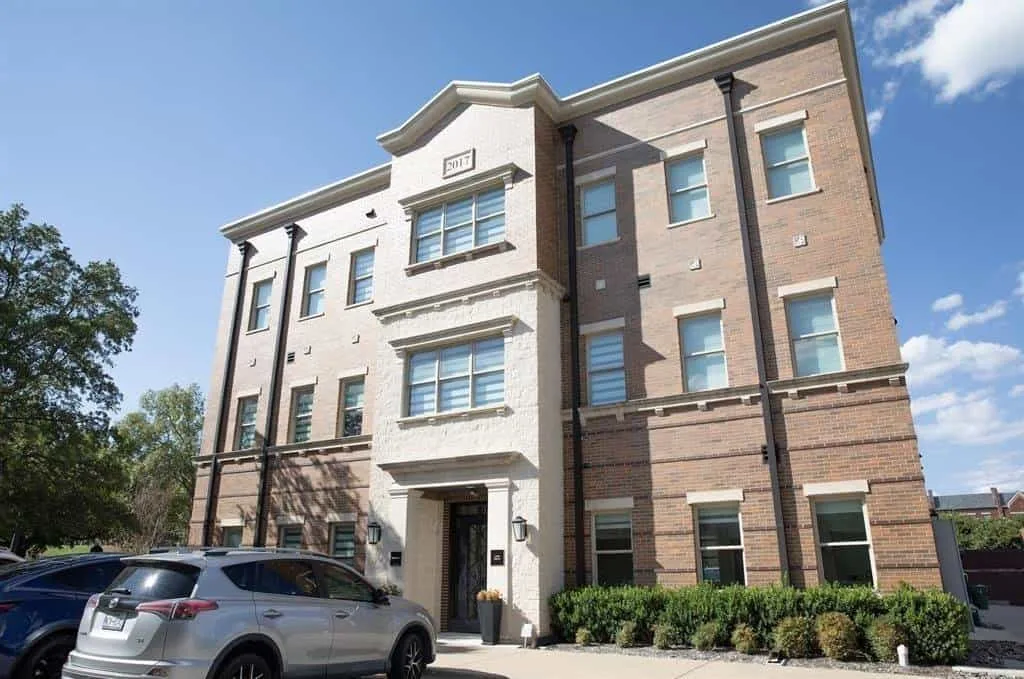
[[448, 501, 488, 632]]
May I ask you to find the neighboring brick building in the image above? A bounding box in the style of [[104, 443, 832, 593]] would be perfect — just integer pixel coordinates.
[[930, 488, 1024, 518], [190, 1, 941, 640]]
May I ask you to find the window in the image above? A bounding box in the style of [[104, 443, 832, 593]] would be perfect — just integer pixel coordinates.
[[236, 396, 258, 449], [413, 187, 505, 263], [762, 125, 814, 199], [290, 388, 314, 443], [787, 293, 842, 377], [697, 507, 745, 585], [348, 249, 374, 305], [580, 180, 617, 246], [106, 564, 199, 600], [226, 560, 320, 597], [587, 332, 625, 405], [329, 522, 356, 564], [815, 500, 874, 587], [34, 562, 123, 593], [249, 280, 273, 331], [315, 562, 373, 602], [593, 512, 633, 586], [667, 154, 710, 223], [277, 524, 303, 550], [301, 263, 327, 318], [222, 526, 243, 548], [338, 379, 364, 437], [406, 337, 504, 416], [680, 313, 727, 392]]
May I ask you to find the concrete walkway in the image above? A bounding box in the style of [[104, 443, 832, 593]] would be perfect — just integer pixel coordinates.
[[425, 642, 943, 679]]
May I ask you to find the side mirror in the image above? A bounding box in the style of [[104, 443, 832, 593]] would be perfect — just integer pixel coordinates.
[[372, 588, 390, 605]]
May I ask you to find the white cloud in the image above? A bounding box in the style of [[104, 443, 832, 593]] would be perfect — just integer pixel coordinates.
[[1011, 385, 1024, 398], [962, 453, 1024, 493], [887, 0, 1024, 101], [901, 335, 1021, 385], [931, 293, 963, 312], [946, 300, 1009, 331], [918, 397, 1024, 445], [911, 388, 987, 416], [867, 79, 900, 133]]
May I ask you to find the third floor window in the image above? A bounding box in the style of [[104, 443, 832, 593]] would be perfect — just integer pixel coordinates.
[[413, 187, 505, 263], [301, 263, 327, 318], [249, 279, 272, 331], [406, 337, 505, 416], [348, 249, 375, 305], [762, 124, 814, 199], [587, 332, 626, 406], [787, 293, 843, 377], [680, 313, 727, 392], [666, 154, 710, 223], [581, 180, 617, 246]]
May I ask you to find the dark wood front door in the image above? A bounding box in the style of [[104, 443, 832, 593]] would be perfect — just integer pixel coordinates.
[[448, 502, 488, 632]]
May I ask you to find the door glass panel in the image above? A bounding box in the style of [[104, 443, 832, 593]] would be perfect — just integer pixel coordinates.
[[317, 562, 373, 602]]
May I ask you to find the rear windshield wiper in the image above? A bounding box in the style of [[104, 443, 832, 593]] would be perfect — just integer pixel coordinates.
[[107, 587, 132, 595]]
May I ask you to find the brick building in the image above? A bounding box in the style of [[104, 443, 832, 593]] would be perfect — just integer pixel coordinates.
[[930, 488, 1024, 518], [190, 1, 941, 640]]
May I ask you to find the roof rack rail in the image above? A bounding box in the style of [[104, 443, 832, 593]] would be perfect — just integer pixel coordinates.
[[147, 546, 331, 558]]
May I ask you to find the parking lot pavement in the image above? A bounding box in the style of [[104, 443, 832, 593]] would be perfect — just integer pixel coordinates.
[[973, 604, 1024, 643]]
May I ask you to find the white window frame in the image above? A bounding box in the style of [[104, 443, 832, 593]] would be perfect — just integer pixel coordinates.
[[412, 187, 506, 263], [679, 311, 728, 392], [290, 387, 315, 443], [695, 504, 747, 586], [785, 291, 845, 377], [248, 279, 273, 331], [591, 510, 634, 587], [300, 262, 327, 318], [338, 377, 365, 438], [236, 395, 258, 450], [586, 331, 626, 406], [405, 337, 505, 416], [665, 151, 712, 225], [811, 496, 878, 589], [347, 248, 375, 306], [760, 122, 817, 201], [579, 178, 618, 247], [277, 523, 303, 550]]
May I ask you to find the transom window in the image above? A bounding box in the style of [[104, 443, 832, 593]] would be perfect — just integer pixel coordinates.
[[413, 187, 505, 263], [301, 263, 327, 318], [667, 154, 710, 223], [787, 293, 842, 377], [587, 332, 625, 406], [330, 522, 356, 565], [339, 378, 364, 437], [222, 526, 243, 548], [581, 180, 617, 246], [290, 387, 314, 443], [697, 507, 745, 586], [249, 280, 273, 331], [348, 249, 374, 305], [277, 524, 302, 550], [815, 499, 874, 587], [762, 125, 814, 199], [406, 337, 505, 416], [680, 313, 727, 392], [593, 512, 633, 586], [236, 396, 258, 449]]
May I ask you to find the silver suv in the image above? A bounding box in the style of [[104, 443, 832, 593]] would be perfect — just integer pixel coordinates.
[[61, 549, 435, 679]]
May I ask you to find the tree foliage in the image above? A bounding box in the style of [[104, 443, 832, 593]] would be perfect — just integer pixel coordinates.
[[0, 204, 139, 551], [945, 512, 1024, 550]]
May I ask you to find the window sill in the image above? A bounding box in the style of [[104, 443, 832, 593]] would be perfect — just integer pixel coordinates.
[[397, 404, 508, 427], [765, 187, 822, 205], [577, 236, 621, 251], [245, 326, 271, 336], [405, 240, 512, 276], [297, 312, 325, 323], [667, 214, 715, 229], [344, 300, 374, 310]]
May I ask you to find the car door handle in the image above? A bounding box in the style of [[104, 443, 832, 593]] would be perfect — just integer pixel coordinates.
[[263, 609, 283, 619], [335, 610, 350, 619]]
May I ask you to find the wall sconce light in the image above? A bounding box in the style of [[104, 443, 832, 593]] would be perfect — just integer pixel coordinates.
[[511, 516, 528, 542], [367, 521, 382, 545]]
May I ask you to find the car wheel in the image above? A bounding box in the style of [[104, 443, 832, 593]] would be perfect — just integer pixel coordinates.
[[216, 652, 273, 679], [389, 631, 426, 679], [18, 633, 74, 679]]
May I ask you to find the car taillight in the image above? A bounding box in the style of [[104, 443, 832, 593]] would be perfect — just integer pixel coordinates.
[[0, 602, 16, 614], [137, 599, 218, 621]]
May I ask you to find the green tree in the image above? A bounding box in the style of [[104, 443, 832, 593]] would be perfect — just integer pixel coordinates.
[[114, 384, 204, 551], [0, 204, 139, 552], [946, 512, 1024, 550]]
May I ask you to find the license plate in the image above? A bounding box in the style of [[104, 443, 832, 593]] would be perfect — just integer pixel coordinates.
[[101, 613, 125, 631]]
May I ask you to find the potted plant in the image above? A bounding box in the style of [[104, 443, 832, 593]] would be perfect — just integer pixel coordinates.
[[476, 589, 503, 644]]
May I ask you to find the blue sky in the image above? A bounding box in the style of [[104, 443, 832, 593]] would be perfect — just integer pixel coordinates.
[[2, 0, 1022, 494]]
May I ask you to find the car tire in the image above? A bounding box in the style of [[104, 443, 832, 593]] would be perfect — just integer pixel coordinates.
[[216, 652, 274, 679], [388, 631, 427, 679], [17, 632, 75, 679]]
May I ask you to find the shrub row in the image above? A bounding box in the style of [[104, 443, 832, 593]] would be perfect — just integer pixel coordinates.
[[549, 584, 969, 665]]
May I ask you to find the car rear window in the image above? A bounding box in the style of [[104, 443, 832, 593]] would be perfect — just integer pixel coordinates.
[[108, 563, 199, 600]]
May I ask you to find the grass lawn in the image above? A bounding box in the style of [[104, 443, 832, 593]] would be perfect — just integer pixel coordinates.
[[41, 544, 92, 557]]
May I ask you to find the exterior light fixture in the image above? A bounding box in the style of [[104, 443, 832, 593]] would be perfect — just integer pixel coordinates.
[[367, 521, 382, 545], [511, 516, 528, 542]]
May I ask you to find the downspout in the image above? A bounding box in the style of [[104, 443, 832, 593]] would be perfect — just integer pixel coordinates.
[[714, 73, 790, 584], [558, 124, 587, 588], [202, 240, 252, 546], [254, 223, 299, 547]]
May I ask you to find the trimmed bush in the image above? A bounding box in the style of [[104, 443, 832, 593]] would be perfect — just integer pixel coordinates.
[[575, 627, 593, 646], [867, 615, 908, 663], [731, 623, 759, 654], [885, 585, 970, 665], [549, 585, 668, 644], [774, 616, 817, 658], [616, 620, 639, 648], [652, 624, 679, 650], [692, 621, 723, 650], [816, 612, 859, 660]]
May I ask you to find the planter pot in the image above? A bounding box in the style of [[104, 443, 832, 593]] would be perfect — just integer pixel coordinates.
[[477, 600, 502, 644]]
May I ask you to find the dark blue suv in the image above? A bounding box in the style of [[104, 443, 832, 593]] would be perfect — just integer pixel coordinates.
[[0, 554, 124, 679]]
